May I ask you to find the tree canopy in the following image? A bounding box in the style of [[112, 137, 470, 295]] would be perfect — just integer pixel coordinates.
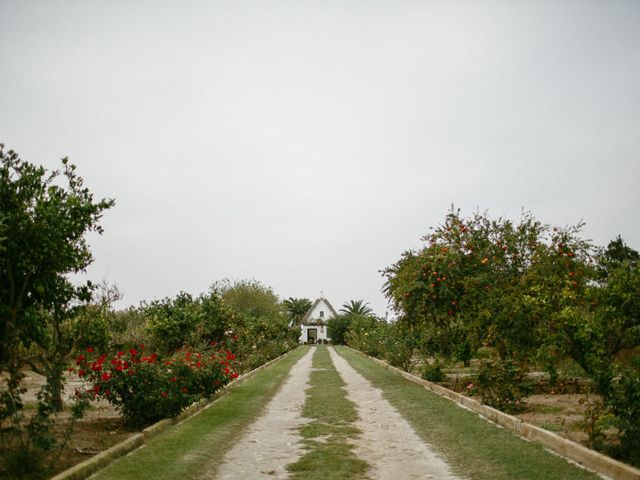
[[0, 145, 114, 368], [283, 297, 312, 326]]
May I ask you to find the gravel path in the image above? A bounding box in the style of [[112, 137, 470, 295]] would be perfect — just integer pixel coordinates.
[[212, 347, 459, 479], [211, 347, 313, 479], [328, 347, 460, 480]]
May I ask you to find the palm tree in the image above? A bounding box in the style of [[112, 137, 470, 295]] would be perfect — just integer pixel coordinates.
[[339, 299, 373, 317], [283, 297, 312, 326]]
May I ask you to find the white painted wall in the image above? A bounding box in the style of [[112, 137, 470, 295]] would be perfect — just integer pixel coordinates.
[[307, 299, 335, 322], [300, 323, 330, 343], [298, 298, 336, 343]]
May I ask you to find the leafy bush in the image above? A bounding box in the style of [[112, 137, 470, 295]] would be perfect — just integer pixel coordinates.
[[422, 363, 446, 382], [144, 289, 236, 355], [145, 293, 203, 353], [108, 307, 150, 349], [474, 359, 533, 413], [345, 316, 385, 358], [380, 324, 414, 371], [327, 315, 352, 345], [0, 384, 91, 479], [75, 343, 238, 427], [607, 364, 640, 465]]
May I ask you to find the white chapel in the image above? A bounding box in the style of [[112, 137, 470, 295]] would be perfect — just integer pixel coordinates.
[[299, 295, 338, 344]]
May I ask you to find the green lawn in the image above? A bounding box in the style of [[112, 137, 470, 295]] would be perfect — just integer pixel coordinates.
[[91, 347, 308, 480], [335, 346, 599, 480]]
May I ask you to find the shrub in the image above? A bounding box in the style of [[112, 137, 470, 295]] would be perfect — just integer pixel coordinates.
[[474, 359, 533, 413], [380, 323, 414, 371], [327, 315, 352, 345], [345, 316, 385, 358], [75, 343, 238, 427], [606, 364, 640, 465], [422, 363, 446, 382], [145, 293, 202, 353], [0, 384, 91, 479]]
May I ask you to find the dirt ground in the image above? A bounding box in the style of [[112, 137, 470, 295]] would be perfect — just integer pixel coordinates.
[[439, 375, 597, 446], [52, 406, 137, 475], [516, 393, 592, 444], [1, 371, 138, 478]]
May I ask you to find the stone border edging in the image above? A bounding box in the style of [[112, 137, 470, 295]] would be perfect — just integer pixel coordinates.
[[345, 347, 640, 480], [49, 347, 300, 480]]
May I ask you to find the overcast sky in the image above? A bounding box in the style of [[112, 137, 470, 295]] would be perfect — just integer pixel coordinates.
[[1, 1, 639, 316]]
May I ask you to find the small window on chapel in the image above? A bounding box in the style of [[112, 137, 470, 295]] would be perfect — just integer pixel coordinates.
[[319, 311, 324, 318]]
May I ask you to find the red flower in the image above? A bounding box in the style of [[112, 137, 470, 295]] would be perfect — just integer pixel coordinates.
[[117, 351, 124, 357], [86, 347, 94, 353], [161, 391, 168, 398], [138, 343, 145, 349], [181, 387, 188, 393], [76, 354, 85, 365], [116, 365, 124, 372], [129, 348, 138, 357], [78, 369, 86, 378], [101, 372, 111, 381]]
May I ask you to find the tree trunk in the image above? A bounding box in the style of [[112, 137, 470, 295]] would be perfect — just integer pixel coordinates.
[[46, 364, 65, 412]]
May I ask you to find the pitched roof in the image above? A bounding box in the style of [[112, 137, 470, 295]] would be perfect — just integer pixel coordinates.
[[300, 296, 338, 324]]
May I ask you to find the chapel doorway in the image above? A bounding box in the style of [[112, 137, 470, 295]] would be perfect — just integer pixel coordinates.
[[307, 328, 317, 344]]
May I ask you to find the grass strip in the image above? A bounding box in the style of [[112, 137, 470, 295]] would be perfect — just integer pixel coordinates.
[[286, 345, 368, 480], [335, 346, 599, 480], [91, 347, 308, 480]]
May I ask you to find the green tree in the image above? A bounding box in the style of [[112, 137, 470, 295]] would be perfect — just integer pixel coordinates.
[[216, 279, 285, 321], [216, 279, 297, 370], [339, 299, 373, 316], [327, 314, 352, 345], [578, 237, 640, 463], [283, 297, 312, 326], [382, 208, 591, 369], [145, 289, 235, 353], [0, 144, 114, 409]]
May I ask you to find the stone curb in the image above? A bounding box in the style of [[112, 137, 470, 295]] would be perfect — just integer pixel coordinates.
[[50, 347, 300, 480], [346, 347, 640, 480], [49, 434, 144, 480]]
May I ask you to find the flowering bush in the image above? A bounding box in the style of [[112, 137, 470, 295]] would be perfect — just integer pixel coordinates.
[[73, 342, 239, 427]]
